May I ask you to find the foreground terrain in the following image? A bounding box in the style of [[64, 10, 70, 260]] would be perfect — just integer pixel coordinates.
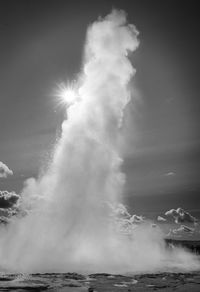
[[0, 271, 200, 291]]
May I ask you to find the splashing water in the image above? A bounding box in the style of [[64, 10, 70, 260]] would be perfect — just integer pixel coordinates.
[[0, 10, 199, 274]]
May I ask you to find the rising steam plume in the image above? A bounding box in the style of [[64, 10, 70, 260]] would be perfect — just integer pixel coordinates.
[[0, 10, 199, 273]]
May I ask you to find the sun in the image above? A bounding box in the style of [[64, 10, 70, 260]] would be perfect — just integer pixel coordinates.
[[56, 83, 78, 106]]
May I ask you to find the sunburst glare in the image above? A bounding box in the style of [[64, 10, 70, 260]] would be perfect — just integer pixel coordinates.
[[56, 82, 79, 106]]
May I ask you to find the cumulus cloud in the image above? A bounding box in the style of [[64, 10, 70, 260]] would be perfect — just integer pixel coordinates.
[[0, 161, 13, 178], [116, 214, 146, 235], [0, 192, 20, 224], [157, 215, 167, 222], [0, 208, 16, 217], [165, 207, 198, 224], [110, 203, 131, 218], [129, 214, 145, 224], [0, 191, 20, 209], [0, 207, 18, 224], [107, 203, 149, 234]]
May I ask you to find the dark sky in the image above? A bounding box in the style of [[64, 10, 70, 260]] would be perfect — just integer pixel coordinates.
[[0, 0, 199, 215]]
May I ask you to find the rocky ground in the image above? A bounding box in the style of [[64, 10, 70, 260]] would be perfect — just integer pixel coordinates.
[[0, 271, 200, 291]]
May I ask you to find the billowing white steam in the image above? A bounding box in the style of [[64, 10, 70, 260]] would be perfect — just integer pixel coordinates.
[[0, 10, 199, 273]]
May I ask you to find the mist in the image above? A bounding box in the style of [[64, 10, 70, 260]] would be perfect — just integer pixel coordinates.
[[0, 10, 199, 274]]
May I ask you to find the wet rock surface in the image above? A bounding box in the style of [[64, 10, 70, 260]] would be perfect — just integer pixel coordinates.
[[0, 272, 200, 291]]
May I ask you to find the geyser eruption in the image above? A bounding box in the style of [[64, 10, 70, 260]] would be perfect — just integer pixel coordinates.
[[0, 10, 199, 273]]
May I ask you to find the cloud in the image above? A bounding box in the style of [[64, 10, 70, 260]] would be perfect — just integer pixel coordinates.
[[157, 215, 167, 222], [0, 207, 18, 225], [0, 191, 20, 209], [0, 207, 16, 217], [0, 192, 20, 224], [129, 214, 145, 224], [164, 171, 176, 177], [116, 214, 146, 235], [167, 225, 196, 238], [165, 207, 198, 224], [107, 203, 148, 234], [111, 203, 131, 218], [0, 216, 9, 224], [0, 161, 13, 178], [177, 225, 195, 233]]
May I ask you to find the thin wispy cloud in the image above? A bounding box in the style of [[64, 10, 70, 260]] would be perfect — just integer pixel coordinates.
[[164, 171, 176, 177]]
